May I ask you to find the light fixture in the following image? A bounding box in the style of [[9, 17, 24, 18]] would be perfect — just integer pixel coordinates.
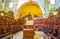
[[1, 13, 4, 16], [53, 12, 57, 15]]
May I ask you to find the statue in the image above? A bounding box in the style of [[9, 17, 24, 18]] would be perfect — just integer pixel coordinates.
[[28, 13, 32, 20]]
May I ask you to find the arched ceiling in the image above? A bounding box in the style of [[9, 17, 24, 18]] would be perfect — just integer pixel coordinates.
[[17, 2, 43, 18]]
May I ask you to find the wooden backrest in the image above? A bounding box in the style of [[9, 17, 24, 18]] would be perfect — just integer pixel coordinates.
[[1, 26, 8, 33], [0, 27, 2, 35]]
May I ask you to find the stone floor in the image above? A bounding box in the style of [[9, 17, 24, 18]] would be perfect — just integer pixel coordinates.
[[13, 31, 23, 39], [13, 31, 49, 39]]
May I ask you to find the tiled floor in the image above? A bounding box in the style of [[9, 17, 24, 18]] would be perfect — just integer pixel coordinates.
[[13, 31, 48, 39]]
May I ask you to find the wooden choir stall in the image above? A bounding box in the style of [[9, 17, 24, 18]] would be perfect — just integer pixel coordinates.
[[0, 11, 13, 39]]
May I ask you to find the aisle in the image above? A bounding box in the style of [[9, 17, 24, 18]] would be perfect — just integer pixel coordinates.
[[34, 31, 48, 39], [13, 31, 48, 39], [13, 31, 23, 39]]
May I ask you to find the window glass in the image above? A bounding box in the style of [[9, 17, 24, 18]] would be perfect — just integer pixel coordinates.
[[50, 0, 55, 5]]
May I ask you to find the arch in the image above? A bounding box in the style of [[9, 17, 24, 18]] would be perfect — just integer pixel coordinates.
[[17, 2, 43, 18]]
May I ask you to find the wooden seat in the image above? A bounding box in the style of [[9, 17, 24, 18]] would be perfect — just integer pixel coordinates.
[[0, 27, 2, 35], [1, 26, 8, 34]]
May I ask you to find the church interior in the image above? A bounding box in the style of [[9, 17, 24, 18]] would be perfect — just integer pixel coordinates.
[[0, 0, 60, 39]]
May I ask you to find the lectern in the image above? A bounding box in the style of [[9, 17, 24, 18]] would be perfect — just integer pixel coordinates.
[[23, 29, 34, 39]]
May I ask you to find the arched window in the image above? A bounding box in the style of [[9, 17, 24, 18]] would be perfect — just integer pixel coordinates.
[[50, 0, 55, 5]]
